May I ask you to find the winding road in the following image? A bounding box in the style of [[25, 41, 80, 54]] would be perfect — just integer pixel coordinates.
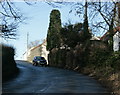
[[2, 60, 110, 94]]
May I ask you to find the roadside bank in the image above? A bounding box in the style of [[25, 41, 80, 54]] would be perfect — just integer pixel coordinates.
[[48, 46, 120, 95]]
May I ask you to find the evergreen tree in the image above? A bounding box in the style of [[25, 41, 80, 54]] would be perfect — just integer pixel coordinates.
[[47, 9, 62, 50], [60, 23, 82, 48]]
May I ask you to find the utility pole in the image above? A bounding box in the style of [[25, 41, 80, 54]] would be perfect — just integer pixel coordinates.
[[27, 32, 29, 50], [27, 32, 29, 60]]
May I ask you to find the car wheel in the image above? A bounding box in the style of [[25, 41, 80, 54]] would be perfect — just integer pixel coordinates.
[[36, 63, 38, 66], [32, 62, 35, 66]]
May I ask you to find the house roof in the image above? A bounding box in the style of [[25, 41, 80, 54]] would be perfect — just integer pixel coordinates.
[[100, 26, 120, 41], [30, 39, 46, 51]]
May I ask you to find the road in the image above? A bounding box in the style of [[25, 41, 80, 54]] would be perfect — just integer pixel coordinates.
[[2, 60, 110, 94]]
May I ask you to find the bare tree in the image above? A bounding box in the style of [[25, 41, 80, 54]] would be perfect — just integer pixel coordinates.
[[28, 40, 40, 49], [0, 0, 22, 39], [0, 0, 35, 39], [45, 1, 119, 36], [88, 1, 119, 35], [70, 1, 119, 35]]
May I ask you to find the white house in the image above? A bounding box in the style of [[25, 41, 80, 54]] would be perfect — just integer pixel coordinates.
[[113, 31, 120, 51], [23, 47, 35, 61], [23, 40, 49, 64], [101, 26, 120, 51]]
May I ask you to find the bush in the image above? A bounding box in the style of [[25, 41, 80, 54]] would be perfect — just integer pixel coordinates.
[[105, 51, 120, 70], [48, 40, 119, 72], [88, 44, 120, 71], [48, 48, 67, 68], [1, 44, 18, 82]]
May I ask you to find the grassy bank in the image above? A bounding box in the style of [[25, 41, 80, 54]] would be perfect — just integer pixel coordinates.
[[1, 44, 19, 82], [80, 51, 120, 95], [79, 65, 120, 95]]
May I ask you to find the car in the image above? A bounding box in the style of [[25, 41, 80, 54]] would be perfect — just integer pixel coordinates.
[[32, 56, 47, 66]]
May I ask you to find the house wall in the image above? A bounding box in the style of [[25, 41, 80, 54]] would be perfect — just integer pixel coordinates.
[[40, 42, 49, 64], [27, 41, 49, 64], [27, 47, 41, 62], [113, 32, 120, 51], [23, 47, 35, 61]]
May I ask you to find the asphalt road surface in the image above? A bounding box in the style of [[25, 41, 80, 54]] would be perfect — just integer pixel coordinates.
[[2, 60, 110, 94]]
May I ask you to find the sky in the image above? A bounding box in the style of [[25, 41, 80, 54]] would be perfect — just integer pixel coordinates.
[[2, 1, 81, 60]]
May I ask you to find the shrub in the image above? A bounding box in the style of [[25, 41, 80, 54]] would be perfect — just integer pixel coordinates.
[[1, 44, 18, 82], [105, 51, 120, 70]]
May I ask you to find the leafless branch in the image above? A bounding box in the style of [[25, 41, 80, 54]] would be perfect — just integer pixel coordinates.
[[0, 0, 26, 39]]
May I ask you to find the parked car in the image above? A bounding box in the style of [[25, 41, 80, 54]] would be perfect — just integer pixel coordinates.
[[32, 56, 47, 66]]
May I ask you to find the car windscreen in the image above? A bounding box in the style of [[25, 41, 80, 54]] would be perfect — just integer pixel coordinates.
[[41, 57, 45, 60], [35, 57, 45, 60]]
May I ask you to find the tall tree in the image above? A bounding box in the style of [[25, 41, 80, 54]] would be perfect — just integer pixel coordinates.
[[47, 9, 62, 51], [82, 1, 91, 41], [46, 1, 119, 36], [88, 1, 119, 36]]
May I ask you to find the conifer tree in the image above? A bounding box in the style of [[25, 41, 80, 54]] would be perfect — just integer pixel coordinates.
[[47, 9, 62, 50]]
